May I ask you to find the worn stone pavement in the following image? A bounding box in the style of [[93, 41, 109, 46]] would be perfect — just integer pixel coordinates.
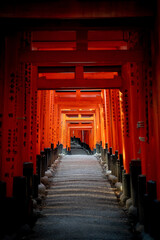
[[29, 155, 135, 240], [70, 142, 88, 155]]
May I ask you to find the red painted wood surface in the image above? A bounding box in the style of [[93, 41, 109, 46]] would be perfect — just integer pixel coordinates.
[[0, 12, 160, 199]]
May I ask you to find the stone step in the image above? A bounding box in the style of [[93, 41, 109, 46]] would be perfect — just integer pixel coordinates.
[[29, 155, 134, 240]]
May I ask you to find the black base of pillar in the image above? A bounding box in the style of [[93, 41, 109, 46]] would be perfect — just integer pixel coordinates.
[[150, 200, 160, 240], [123, 173, 131, 199], [130, 160, 141, 207], [0, 181, 6, 200], [138, 175, 146, 225], [33, 174, 39, 198], [62, 148, 67, 154], [67, 150, 71, 155]]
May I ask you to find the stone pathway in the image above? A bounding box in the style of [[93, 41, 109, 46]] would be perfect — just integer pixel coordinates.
[[70, 142, 88, 155], [30, 155, 134, 240]]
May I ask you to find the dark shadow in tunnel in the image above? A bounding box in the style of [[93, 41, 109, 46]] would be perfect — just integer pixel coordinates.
[[70, 137, 91, 155]]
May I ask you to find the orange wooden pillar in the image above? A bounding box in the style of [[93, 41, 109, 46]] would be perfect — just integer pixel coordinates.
[[61, 113, 66, 148], [64, 114, 67, 149], [90, 126, 94, 150], [145, 68, 154, 180], [119, 91, 125, 160], [110, 89, 119, 153], [100, 105, 105, 149], [152, 3, 160, 198], [30, 66, 38, 173], [74, 129, 82, 140], [109, 89, 123, 155], [57, 106, 61, 145], [66, 122, 69, 150], [95, 107, 101, 144], [23, 63, 31, 164], [48, 91, 53, 147], [0, 33, 26, 196], [137, 65, 148, 177], [91, 122, 95, 150], [93, 113, 97, 149], [84, 130, 89, 145], [129, 63, 140, 160], [67, 127, 71, 149], [121, 63, 143, 172], [17, 32, 37, 175], [105, 89, 112, 149], [121, 64, 134, 172], [78, 130, 82, 141], [115, 90, 123, 154], [39, 91, 44, 151], [51, 91, 55, 146], [16, 63, 25, 178], [19, 32, 36, 170], [1, 34, 18, 196], [0, 35, 5, 181], [1, 32, 36, 196], [36, 90, 41, 154], [103, 90, 109, 148], [40, 91, 45, 150], [53, 102, 58, 147], [71, 129, 74, 138], [44, 90, 50, 148]]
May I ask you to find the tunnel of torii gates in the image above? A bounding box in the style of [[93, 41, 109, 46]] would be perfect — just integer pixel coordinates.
[[0, 4, 160, 200]]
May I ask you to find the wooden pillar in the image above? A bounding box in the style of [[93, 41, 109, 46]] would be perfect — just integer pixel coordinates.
[[61, 113, 66, 148], [129, 63, 140, 159], [51, 91, 55, 145], [64, 115, 67, 149], [105, 89, 112, 149], [103, 90, 108, 147], [137, 64, 148, 177], [0, 35, 5, 180], [152, 3, 160, 199], [36, 90, 41, 154], [44, 90, 50, 148], [121, 64, 133, 172], [110, 89, 119, 153], [93, 113, 97, 149], [53, 102, 58, 146], [119, 91, 125, 159], [115, 90, 123, 154], [57, 106, 60, 145], [67, 127, 71, 149], [90, 127, 94, 150], [1, 34, 19, 196], [100, 105, 105, 148], [121, 63, 145, 172], [40, 91, 46, 150], [96, 107, 100, 144], [31, 66, 38, 173]]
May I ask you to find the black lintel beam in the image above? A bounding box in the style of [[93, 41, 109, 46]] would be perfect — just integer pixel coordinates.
[[38, 66, 75, 73], [83, 66, 121, 73], [38, 65, 121, 73]]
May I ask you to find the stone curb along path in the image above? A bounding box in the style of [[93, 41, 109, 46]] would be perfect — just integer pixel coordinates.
[[29, 154, 136, 240]]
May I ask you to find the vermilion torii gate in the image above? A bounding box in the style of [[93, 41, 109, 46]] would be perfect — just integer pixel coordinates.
[[0, 1, 160, 203]]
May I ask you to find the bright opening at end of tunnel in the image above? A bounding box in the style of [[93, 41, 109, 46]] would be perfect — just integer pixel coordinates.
[[36, 88, 126, 165]]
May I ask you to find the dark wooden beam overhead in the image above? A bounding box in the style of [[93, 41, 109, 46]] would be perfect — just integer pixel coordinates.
[[38, 66, 75, 73], [0, 17, 154, 32], [83, 66, 121, 73], [38, 66, 121, 73], [0, 1, 153, 19], [19, 49, 144, 65], [37, 76, 122, 89]]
